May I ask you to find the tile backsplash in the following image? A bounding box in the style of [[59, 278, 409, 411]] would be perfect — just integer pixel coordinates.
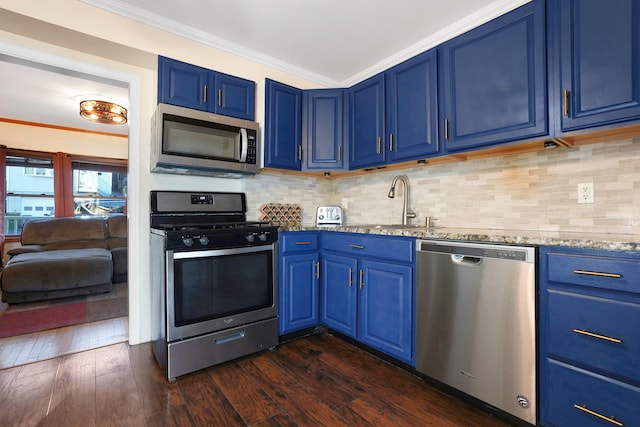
[[246, 137, 640, 234]]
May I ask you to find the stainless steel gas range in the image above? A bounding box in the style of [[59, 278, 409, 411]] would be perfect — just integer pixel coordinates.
[[149, 190, 279, 382]]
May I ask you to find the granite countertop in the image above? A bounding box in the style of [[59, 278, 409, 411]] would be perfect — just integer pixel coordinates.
[[291, 224, 640, 252]]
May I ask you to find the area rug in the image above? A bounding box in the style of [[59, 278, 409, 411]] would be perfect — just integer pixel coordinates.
[[0, 282, 127, 338]]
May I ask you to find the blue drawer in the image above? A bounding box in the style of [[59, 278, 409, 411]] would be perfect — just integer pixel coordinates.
[[547, 289, 640, 383], [321, 232, 414, 263], [280, 232, 319, 253], [546, 359, 640, 427], [547, 252, 640, 294]]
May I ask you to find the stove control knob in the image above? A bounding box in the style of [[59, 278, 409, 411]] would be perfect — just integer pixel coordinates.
[[182, 237, 194, 247], [258, 233, 268, 242], [198, 236, 210, 246], [245, 234, 255, 243]]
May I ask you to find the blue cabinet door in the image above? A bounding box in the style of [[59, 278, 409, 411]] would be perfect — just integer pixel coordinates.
[[555, 0, 640, 131], [214, 72, 256, 121], [158, 56, 256, 120], [321, 253, 357, 338], [158, 56, 208, 111], [280, 253, 319, 334], [386, 49, 439, 162], [303, 89, 348, 171], [264, 79, 302, 170], [357, 259, 413, 364], [439, 0, 547, 152], [349, 73, 385, 169]]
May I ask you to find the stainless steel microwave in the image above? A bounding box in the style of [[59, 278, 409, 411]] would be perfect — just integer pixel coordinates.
[[151, 103, 260, 177]]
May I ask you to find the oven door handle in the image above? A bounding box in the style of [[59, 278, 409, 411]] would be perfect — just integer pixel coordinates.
[[172, 244, 273, 259]]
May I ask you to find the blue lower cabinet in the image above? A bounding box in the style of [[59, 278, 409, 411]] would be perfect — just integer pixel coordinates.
[[279, 232, 319, 334], [540, 246, 640, 427], [357, 259, 413, 363], [320, 253, 357, 337], [321, 233, 415, 365]]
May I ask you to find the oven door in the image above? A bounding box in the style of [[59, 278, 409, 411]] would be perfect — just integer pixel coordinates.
[[166, 243, 277, 342]]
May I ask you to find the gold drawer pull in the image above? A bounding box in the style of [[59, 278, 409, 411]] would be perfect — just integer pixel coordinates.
[[573, 269, 622, 279], [573, 329, 622, 344], [349, 244, 365, 249], [295, 241, 312, 245], [573, 404, 623, 427]]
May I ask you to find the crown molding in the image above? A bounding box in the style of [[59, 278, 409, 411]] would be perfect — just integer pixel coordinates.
[[81, 0, 530, 88], [80, 0, 341, 86]]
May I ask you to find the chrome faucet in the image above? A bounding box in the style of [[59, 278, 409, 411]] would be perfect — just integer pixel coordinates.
[[388, 175, 417, 225]]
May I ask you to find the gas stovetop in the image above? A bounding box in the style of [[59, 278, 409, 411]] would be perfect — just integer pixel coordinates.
[[150, 191, 278, 251]]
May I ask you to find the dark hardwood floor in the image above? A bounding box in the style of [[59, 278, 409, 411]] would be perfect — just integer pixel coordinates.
[[0, 333, 512, 426]]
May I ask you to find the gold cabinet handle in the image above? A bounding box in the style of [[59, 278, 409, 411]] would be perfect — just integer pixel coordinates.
[[377, 136, 382, 154], [573, 269, 622, 279], [295, 241, 311, 245], [389, 133, 394, 151], [359, 269, 364, 289], [573, 404, 623, 427], [563, 88, 569, 117], [218, 89, 222, 106], [315, 261, 320, 279], [573, 328, 622, 344], [203, 85, 207, 103], [348, 267, 353, 287], [349, 244, 365, 249]]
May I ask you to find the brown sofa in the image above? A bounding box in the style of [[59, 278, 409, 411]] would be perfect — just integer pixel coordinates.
[[0, 215, 127, 304]]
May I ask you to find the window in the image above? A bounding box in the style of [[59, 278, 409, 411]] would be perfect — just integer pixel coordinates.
[[72, 161, 127, 216], [24, 167, 54, 177], [5, 153, 55, 235], [2, 148, 127, 236]]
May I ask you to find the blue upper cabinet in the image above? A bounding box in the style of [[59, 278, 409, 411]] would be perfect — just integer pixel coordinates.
[[302, 89, 348, 171], [350, 49, 439, 170], [439, 0, 547, 152], [386, 49, 439, 162], [349, 73, 386, 169], [158, 56, 255, 120], [264, 79, 302, 170], [214, 71, 256, 121], [158, 56, 208, 111], [553, 0, 640, 132]]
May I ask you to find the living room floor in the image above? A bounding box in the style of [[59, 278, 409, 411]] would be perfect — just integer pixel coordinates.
[[0, 316, 127, 369]]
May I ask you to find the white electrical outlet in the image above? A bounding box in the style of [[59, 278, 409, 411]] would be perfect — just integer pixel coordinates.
[[578, 183, 594, 204]]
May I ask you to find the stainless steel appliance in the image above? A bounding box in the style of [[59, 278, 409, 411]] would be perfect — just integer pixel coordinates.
[[150, 190, 278, 382], [151, 103, 260, 177], [316, 205, 343, 226], [416, 240, 537, 425]]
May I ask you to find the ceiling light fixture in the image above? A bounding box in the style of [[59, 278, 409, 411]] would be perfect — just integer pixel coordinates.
[[79, 100, 128, 125]]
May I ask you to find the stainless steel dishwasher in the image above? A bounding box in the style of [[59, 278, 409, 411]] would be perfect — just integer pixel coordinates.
[[416, 240, 536, 425]]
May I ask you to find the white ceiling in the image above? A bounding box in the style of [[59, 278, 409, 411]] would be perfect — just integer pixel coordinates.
[[0, 57, 130, 135], [92, 0, 528, 86], [0, 0, 528, 133]]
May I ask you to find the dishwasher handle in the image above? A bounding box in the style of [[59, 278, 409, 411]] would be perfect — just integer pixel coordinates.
[[452, 254, 483, 266]]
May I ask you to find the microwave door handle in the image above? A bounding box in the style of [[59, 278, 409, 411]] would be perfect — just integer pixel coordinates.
[[239, 128, 248, 162]]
